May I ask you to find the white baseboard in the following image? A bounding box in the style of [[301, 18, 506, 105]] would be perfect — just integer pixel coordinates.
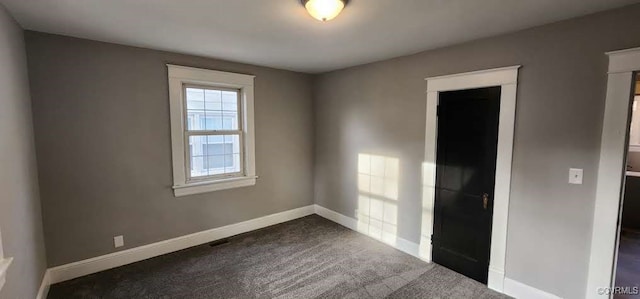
[[504, 277, 563, 299], [36, 269, 50, 299], [394, 235, 421, 258], [313, 204, 422, 260], [313, 204, 358, 231], [39, 203, 560, 299], [46, 205, 315, 285]]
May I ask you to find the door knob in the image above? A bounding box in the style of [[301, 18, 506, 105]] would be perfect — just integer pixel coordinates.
[[482, 193, 489, 210]]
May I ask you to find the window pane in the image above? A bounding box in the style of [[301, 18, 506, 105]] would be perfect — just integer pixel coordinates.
[[222, 91, 239, 130], [189, 136, 206, 157], [207, 154, 230, 169], [204, 144, 232, 158], [207, 135, 223, 144], [189, 135, 207, 178], [187, 110, 203, 130], [190, 156, 204, 174], [204, 111, 223, 130], [224, 135, 240, 154], [226, 153, 241, 173], [188, 134, 241, 179], [222, 91, 238, 111], [205, 89, 222, 111], [221, 111, 238, 130], [186, 88, 205, 110]]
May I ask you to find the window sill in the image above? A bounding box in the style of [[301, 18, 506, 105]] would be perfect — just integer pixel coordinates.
[[173, 176, 257, 197], [0, 257, 13, 291]]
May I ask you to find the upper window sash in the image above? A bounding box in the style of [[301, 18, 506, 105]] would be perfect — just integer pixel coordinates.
[[183, 84, 242, 132]]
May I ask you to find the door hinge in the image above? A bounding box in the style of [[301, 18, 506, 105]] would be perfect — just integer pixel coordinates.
[[436, 105, 441, 116]]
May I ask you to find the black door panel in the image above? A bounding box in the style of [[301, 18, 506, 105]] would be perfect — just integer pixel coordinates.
[[432, 86, 501, 284]]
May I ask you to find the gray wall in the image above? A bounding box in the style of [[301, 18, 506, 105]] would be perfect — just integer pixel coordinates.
[[313, 5, 640, 299], [627, 151, 640, 171], [0, 5, 47, 299], [25, 32, 315, 267]]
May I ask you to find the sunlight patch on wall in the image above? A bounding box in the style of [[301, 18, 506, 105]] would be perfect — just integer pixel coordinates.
[[357, 153, 399, 245]]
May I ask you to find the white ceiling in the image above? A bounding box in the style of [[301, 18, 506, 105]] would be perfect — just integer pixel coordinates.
[[1, 0, 638, 73]]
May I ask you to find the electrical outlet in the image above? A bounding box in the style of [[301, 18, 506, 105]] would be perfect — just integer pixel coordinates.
[[114, 235, 124, 248]]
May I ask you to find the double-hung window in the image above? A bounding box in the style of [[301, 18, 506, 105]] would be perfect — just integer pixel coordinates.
[[168, 65, 256, 196]]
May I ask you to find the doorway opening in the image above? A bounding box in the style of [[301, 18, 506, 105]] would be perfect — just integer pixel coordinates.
[[587, 47, 640, 299], [614, 73, 640, 298]]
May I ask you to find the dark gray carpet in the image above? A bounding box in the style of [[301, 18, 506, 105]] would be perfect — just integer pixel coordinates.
[[615, 229, 640, 299], [48, 215, 510, 299]]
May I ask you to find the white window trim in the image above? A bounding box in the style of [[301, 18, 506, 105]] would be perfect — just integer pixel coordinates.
[[421, 66, 520, 293], [168, 65, 257, 197], [0, 228, 13, 291]]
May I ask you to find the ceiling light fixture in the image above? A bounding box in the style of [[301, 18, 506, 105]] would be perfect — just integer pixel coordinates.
[[301, 0, 348, 22]]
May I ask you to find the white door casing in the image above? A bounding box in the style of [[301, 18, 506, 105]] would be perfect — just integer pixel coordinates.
[[420, 66, 520, 292]]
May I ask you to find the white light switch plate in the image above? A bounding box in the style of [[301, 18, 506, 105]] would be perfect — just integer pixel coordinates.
[[114, 235, 124, 248], [569, 168, 583, 185]]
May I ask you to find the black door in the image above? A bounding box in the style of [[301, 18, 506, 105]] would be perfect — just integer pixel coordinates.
[[432, 86, 501, 284]]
